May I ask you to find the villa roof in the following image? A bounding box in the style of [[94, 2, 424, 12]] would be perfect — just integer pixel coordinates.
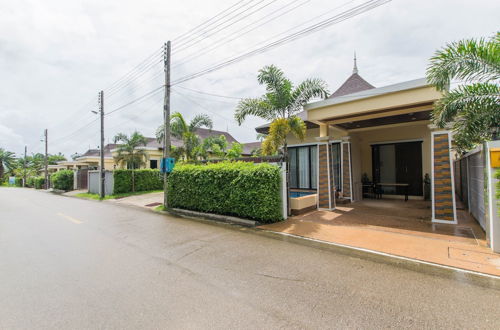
[[241, 142, 262, 155]]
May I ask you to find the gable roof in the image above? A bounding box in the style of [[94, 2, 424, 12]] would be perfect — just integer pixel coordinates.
[[241, 142, 262, 155]]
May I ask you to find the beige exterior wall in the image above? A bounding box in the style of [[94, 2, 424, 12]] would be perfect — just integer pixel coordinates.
[[351, 121, 431, 182], [111, 149, 163, 169], [307, 86, 441, 122]]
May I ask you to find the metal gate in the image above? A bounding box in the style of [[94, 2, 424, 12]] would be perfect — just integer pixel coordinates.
[[468, 152, 486, 229], [76, 169, 88, 190]]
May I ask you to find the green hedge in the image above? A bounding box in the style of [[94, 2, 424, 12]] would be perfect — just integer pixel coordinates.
[[14, 177, 23, 187], [113, 169, 163, 194], [34, 177, 45, 189], [51, 170, 74, 191], [167, 162, 282, 223], [26, 177, 35, 188]]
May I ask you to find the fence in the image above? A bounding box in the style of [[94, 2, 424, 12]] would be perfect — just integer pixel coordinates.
[[454, 141, 500, 253], [88, 170, 114, 195]]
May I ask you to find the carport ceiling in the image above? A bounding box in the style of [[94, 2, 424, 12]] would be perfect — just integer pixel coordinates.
[[334, 110, 431, 130]]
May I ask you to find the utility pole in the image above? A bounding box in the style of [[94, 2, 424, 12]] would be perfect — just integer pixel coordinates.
[[23, 145, 27, 187], [44, 129, 48, 189], [99, 90, 105, 199], [163, 41, 171, 208]]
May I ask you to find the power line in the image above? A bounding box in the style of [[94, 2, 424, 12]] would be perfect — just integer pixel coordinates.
[[103, 47, 163, 92], [173, 0, 253, 43], [172, 0, 390, 85], [175, 85, 243, 100], [106, 86, 164, 116], [174, 0, 278, 53], [173, 0, 308, 68]]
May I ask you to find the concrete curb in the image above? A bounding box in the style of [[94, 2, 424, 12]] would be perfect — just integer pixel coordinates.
[[169, 208, 259, 227]]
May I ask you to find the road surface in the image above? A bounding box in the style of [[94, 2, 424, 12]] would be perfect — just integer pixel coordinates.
[[0, 188, 499, 329]]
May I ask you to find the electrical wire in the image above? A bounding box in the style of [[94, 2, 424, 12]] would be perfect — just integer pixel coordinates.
[[174, 85, 243, 100], [173, 0, 308, 68], [173, 0, 254, 43], [172, 0, 390, 85], [174, 0, 277, 53]]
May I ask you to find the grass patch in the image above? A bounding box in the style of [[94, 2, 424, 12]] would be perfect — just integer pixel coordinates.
[[154, 205, 166, 212], [75, 190, 163, 201]]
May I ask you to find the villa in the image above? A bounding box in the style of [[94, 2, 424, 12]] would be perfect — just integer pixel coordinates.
[[257, 58, 457, 224]]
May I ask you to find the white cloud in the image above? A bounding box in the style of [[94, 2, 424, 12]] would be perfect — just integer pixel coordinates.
[[0, 0, 498, 156]]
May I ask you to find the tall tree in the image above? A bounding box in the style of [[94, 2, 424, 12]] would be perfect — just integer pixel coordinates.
[[235, 65, 328, 215], [156, 112, 213, 162], [113, 131, 148, 192], [427, 32, 500, 152], [235, 65, 329, 156], [0, 148, 16, 181]]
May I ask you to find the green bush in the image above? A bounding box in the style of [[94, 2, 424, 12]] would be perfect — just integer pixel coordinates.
[[34, 176, 45, 189], [14, 177, 23, 187], [51, 170, 74, 191], [167, 162, 282, 223], [113, 169, 163, 194], [26, 177, 35, 187]]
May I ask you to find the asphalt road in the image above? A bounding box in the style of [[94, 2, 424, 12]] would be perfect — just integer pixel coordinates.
[[1, 188, 499, 329]]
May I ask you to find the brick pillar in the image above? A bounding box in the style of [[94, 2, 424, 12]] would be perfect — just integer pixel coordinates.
[[431, 131, 457, 223], [341, 141, 352, 200], [317, 143, 335, 210]]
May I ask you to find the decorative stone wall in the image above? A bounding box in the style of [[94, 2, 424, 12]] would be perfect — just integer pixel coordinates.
[[318, 144, 333, 209], [342, 142, 351, 199], [432, 132, 455, 221]]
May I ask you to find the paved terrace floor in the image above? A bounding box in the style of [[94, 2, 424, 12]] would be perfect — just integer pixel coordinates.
[[260, 199, 500, 277]]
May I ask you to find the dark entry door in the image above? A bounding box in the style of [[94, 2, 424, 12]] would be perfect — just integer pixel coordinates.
[[372, 141, 423, 196]]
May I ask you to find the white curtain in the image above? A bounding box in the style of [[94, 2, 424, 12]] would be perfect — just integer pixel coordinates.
[[298, 147, 309, 188]]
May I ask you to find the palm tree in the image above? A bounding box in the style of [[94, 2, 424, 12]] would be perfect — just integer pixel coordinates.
[[235, 65, 329, 156], [0, 148, 16, 182], [113, 131, 148, 192], [426, 32, 500, 152], [156, 112, 213, 162], [235, 65, 329, 215]]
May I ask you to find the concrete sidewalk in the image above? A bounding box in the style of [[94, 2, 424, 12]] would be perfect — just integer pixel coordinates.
[[109, 191, 164, 208], [260, 201, 500, 277]]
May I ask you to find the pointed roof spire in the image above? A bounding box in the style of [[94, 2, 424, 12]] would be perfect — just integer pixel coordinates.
[[353, 51, 358, 74]]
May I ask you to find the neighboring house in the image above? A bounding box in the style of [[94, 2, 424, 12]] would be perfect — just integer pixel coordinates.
[[256, 59, 458, 225], [75, 144, 119, 170], [76, 128, 242, 170], [241, 142, 262, 156], [47, 161, 90, 173]]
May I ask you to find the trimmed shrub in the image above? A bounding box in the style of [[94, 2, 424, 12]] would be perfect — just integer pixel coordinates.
[[51, 170, 74, 191], [113, 169, 163, 194], [167, 162, 282, 223], [26, 177, 35, 188], [34, 176, 45, 189], [15, 177, 23, 187]]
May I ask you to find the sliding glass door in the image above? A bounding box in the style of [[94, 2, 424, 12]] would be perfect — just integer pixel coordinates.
[[289, 145, 317, 190], [372, 141, 423, 196]]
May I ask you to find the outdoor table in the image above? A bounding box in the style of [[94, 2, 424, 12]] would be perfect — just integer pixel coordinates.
[[375, 183, 410, 201]]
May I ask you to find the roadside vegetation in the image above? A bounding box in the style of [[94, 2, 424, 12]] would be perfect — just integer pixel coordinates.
[[75, 189, 163, 201]]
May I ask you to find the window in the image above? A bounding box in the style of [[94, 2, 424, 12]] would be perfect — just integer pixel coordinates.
[[289, 145, 317, 190], [150, 159, 158, 169]]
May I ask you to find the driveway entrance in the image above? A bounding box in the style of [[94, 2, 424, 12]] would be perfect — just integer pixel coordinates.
[[260, 199, 500, 276]]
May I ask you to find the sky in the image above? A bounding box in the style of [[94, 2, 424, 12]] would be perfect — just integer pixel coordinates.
[[0, 0, 498, 158]]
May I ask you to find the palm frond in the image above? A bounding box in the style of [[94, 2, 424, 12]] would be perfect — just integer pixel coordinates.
[[427, 33, 500, 91], [189, 113, 213, 132], [289, 78, 329, 113], [170, 112, 188, 139], [234, 97, 275, 125], [288, 116, 307, 141]]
